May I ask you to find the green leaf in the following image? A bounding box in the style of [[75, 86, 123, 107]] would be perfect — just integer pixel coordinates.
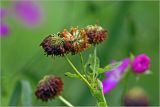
[[144, 70, 152, 75], [97, 102, 107, 106], [96, 67, 105, 74], [97, 61, 122, 74], [85, 54, 100, 71], [8, 81, 21, 106], [104, 61, 121, 71], [65, 72, 79, 78], [130, 53, 135, 61], [21, 80, 32, 106]]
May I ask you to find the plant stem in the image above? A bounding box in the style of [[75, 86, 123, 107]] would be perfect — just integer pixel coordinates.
[[58, 96, 74, 107], [93, 46, 97, 81], [93, 80, 108, 107], [79, 53, 88, 78], [64, 55, 91, 89]]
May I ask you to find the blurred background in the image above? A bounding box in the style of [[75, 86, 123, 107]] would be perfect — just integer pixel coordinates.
[[1, 0, 159, 106]]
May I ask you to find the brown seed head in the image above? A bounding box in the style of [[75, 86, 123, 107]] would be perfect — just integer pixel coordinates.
[[40, 35, 66, 56], [85, 25, 107, 45], [35, 75, 63, 102]]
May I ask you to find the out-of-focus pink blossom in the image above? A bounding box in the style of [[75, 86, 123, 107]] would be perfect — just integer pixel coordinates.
[[131, 54, 150, 74], [102, 58, 130, 94], [14, 0, 42, 26], [0, 23, 10, 36], [0, 8, 7, 19], [0, 7, 10, 37]]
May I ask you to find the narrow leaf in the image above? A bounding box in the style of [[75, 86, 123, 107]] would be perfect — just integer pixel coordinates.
[[96, 67, 105, 74], [8, 81, 21, 106], [85, 54, 100, 71], [65, 72, 79, 78], [97, 62, 122, 74], [130, 53, 135, 61], [104, 61, 121, 71], [21, 80, 32, 106]]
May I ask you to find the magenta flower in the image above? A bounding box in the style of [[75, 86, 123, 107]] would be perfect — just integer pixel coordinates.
[[0, 23, 10, 36], [0, 8, 7, 19], [0, 8, 10, 37], [13, 0, 42, 26], [102, 58, 130, 94], [131, 54, 150, 74]]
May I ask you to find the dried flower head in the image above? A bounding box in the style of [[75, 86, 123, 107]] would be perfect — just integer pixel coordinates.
[[35, 75, 63, 102], [85, 25, 107, 45], [71, 28, 89, 54], [40, 24, 107, 56], [40, 34, 66, 56]]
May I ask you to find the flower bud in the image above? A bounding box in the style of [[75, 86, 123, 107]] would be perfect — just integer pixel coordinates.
[[35, 75, 63, 101], [131, 54, 150, 74], [123, 87, 149, 106]]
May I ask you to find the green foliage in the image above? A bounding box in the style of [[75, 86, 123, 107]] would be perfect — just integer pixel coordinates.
[[130, 53, 135, 61], [1, 1, 159, 106], [65, 72, 79, 78], [97, 61, 122, 74], [21, 80, 32, 106], [8, 81, 21, 106], [8, 80, 32, 106], [85, 54, 100, 72]]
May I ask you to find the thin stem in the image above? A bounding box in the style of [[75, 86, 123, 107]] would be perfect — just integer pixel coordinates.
[[64, 55, 91, 89], [58, 96, 74, 107], [79, 53, 88, 78], [93, 80, 107, 107], [93, 46, 97, 81]]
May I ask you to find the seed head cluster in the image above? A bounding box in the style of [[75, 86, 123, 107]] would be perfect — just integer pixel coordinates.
[[35, 75, 63, 101], [40, 25, 108, 56]]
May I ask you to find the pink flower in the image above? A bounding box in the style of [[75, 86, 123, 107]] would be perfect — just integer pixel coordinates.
[[0, 23, 10, 36], [13, 0, 42, 26], [0, 8, 7, 19], [102, 58, 130, 94], [131, 54, 150, 74], [0, 8, 10, 37]]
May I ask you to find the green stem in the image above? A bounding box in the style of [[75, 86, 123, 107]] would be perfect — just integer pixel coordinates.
[[79, 53, 88, 78], [93, 46, 97, 81], [64, 55, 91, 89], [58, 96, 74, 107], [93, 80, 108, 107]]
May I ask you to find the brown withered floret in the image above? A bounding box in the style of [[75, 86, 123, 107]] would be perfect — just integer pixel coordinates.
[[59, 29, 74, 41], [40, 35, 66, 56], [35, 75, 63, 102], [71, 29, 90, 54], [63, 41, 74, 53], [85, 25, 107, 45], [40, 25, 108, 56]]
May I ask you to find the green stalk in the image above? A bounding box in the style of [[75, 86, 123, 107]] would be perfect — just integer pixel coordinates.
[[64, 55, 91, 89], [58, 96, 74, 107], [93, 46, 97, 81], [79, 53, 88, 78], [64, 55, 108, 107], [92, 80, 108, 107]]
